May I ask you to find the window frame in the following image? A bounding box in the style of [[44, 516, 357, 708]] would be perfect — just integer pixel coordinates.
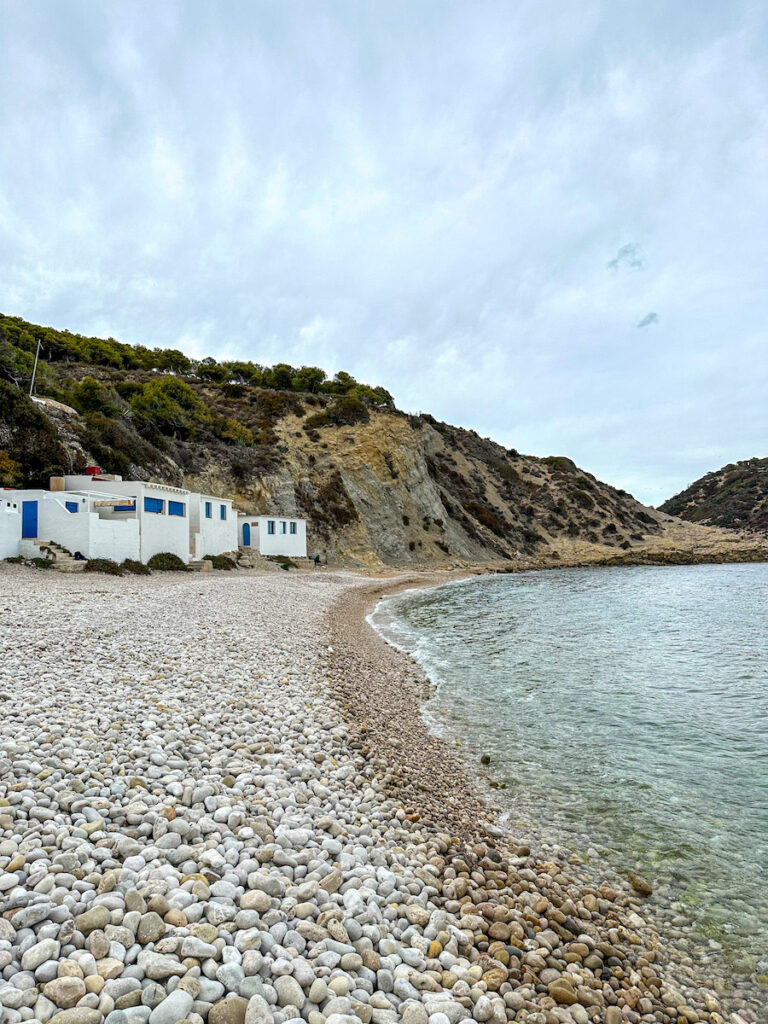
[[143, 497, 165, 515], [168, 501, 186, 517]]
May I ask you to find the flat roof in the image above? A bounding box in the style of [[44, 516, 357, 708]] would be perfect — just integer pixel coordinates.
[[237, 513, 306, 521]]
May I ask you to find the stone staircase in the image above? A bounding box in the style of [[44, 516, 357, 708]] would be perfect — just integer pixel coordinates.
[[36, 541, 86, 572], [188, 558, 213, 572]]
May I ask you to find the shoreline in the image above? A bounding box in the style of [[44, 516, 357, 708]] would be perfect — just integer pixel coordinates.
[[324, 569, 761, 1023], [0, 563, 760, 1024]]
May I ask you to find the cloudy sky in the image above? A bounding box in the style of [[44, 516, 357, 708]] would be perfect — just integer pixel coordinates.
[[1, 1, 766, 505]]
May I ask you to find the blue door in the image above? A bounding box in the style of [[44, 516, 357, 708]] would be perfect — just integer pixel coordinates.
[[242, 523, 250, 546], [22, 501, 38, 538]]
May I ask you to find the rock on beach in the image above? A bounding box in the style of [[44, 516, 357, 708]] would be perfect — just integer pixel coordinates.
[[0, 565, 755, 1024]]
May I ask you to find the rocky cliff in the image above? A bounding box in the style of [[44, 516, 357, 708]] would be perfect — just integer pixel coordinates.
[[1, 313, 765, 568]]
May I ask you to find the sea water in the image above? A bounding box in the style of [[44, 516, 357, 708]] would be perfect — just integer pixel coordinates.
[[371, 563, 768, 984]]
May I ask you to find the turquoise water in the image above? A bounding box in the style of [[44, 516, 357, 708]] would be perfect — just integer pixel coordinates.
[[371, 563, 768, 982]]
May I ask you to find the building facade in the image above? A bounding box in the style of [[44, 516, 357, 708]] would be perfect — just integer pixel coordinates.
[[62, 476, 191, 563], [238, 514, 307, 558], [188, 493, 237, 560], [11, 488, 141, 562]]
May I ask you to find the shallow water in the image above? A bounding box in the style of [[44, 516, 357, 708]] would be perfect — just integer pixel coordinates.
[[371, 563, 768, 984]]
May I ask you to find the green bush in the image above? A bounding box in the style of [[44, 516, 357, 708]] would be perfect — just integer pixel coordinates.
[[84, 558, 124, 576], [204, 554, 236, 570], [303, 395, 370, 430], [0, 381, 67, 486], [131, 378, 211, 439], [147, 552, 190, 571], [121, 559, 151, 575], [29, 557, 54, 569], [4, 555, 24, 564], [70, 377, 119, 416]]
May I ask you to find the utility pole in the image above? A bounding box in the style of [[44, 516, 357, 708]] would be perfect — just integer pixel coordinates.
[[29, 338, 42, 398]]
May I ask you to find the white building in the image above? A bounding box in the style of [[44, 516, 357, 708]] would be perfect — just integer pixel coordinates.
[[188, 492, 237, 560], [8, 487, 141, 562], [62, 475, 193, 563], [0, 497, 21, 559], [238, 514, 307, 558], [1, 470, 240, 566]]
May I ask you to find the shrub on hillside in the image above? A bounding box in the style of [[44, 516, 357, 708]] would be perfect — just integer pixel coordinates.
[[131, 378, 211, 440], [147, 552, 189, 571], [0, 381, 66, 486], [29, 557, 53, 569], [84, 558, 123, 576], [0, 449, 23, 487], [219, 418, 254, 446], [303, 395, 370, 430]]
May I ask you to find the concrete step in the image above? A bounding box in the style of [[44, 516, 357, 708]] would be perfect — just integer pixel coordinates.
[[37, 541, 87, 572], [189, 559, 213, 572]]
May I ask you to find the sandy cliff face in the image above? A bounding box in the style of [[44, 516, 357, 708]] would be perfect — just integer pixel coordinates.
[[8, 368, 764, 568], [186, 407, 677, 567]]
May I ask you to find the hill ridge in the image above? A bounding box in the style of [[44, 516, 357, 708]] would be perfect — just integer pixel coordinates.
[[1, 312, 764, 567]]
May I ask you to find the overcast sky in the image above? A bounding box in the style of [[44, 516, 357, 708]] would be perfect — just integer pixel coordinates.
[[1, 1, 766, 505]]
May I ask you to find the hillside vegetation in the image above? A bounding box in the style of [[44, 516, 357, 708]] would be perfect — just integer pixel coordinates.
[[1, 313, 763, 567], [660, 457, 768, 533]]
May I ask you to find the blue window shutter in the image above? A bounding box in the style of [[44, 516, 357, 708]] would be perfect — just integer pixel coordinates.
[[114, 501, 136, 512], [205, 501, 212, 518], [144, 497, 164, 514], [268, 520, 275, 535], [168, 501, 185, 517], [290, 522, 297, 534], [220, 504, 226, 520], [65, 501, 79, 514]]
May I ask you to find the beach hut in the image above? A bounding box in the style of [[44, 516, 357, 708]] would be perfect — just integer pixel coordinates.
[[9, 487, 141, 562], [238, 514, 307, 558], [62, 473, 191, 563]]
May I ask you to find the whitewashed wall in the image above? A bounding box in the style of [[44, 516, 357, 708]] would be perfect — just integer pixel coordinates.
[[87, 517, 140, 561], [239, 515, 307, 557], [10, 491, 140, 561], [190, 496, 238, 559], [71, 481, 191, 563], [0, 500, 21, 559], [135, 490, 190, 563]]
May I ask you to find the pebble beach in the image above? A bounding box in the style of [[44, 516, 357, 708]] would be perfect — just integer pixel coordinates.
[[0, 567, 751, 1024]]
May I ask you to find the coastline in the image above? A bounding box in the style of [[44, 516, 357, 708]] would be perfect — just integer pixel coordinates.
[[325, 570, 759, 1023]]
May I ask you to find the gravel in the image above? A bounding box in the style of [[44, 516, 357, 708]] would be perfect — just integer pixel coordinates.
[[0, 565, 754, 1024]]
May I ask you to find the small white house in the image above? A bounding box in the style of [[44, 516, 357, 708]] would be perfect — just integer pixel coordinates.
[[0, 497, 21, 559], [238, 514, 307, 558], [10, 488, 141, 562], [189, 493, 238, 560], [2, 469, 243, 567], [63, 475, 191, 563]]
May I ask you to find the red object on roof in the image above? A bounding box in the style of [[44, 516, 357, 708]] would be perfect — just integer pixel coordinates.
[[85, 466, 102, 476]]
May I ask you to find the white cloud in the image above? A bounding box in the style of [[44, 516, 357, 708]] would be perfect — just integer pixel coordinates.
[[0, 0, 766, 505]]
